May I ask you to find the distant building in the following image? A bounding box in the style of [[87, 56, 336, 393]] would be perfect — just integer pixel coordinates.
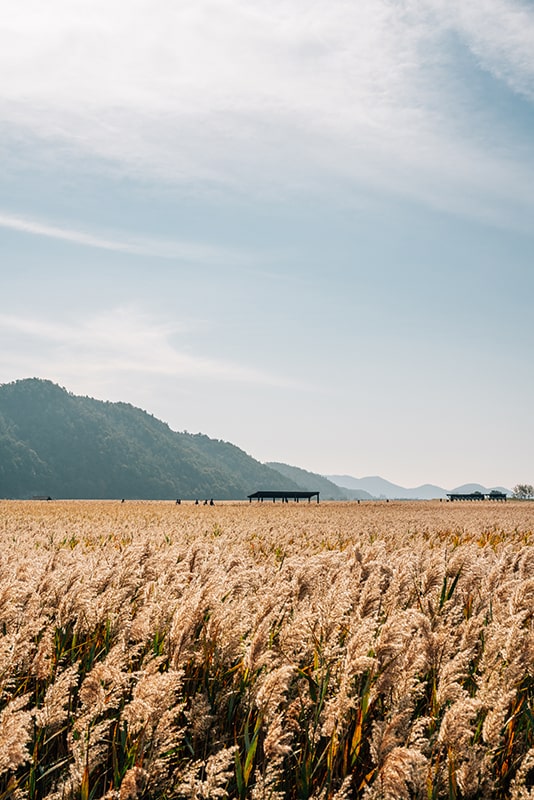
[[248, 490, 319, 503], [447, 491, 506, 502]]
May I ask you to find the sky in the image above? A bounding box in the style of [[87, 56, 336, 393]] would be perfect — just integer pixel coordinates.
[[1, 0, 533, 490]]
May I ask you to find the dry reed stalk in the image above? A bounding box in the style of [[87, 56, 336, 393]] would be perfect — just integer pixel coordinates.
[[0, 499, 533, 798]]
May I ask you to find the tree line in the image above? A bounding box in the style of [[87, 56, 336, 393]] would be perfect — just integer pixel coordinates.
[[512, 483, 534, 499]]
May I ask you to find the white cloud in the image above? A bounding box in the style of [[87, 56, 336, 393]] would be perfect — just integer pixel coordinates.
[[0, 308, 302, 389], [0, 0, 533, 220], [0, 211, 258, 264], [430, 0, 534, 99]]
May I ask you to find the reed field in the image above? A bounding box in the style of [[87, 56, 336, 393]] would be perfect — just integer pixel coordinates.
[[1, 499, 534, 800]]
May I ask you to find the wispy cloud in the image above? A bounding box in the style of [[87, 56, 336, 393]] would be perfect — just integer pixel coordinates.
[[0, 308, 304, 389], [430, 0, 534, 100], [0, 211, 256, 264], [1, 0, 533, 221]]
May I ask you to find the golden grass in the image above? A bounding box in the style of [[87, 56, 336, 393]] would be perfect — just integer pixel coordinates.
[[0, 499, 533, 799]]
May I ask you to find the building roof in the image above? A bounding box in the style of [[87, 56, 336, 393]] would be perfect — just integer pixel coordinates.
[[247, 490, 319, 500]]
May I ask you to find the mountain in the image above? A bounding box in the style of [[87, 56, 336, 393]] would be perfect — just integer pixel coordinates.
[[1, 379, 511, 502], [0, 379, 301, 500], [327, 474, 448, 500], [451, 483, 511, 495], [328, 475, 511, 499], [265, 462, 373, 500]]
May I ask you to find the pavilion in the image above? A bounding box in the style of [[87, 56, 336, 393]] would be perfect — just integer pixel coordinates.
[[247, 490, 320, 503]]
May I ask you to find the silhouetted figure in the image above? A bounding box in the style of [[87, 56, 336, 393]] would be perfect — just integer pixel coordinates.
[[121, 499, 125, 503], [209, 498, 214, 506], [195, 499, 199, 505], [203, 499, 208, 505], [176, 499, 181, 505]]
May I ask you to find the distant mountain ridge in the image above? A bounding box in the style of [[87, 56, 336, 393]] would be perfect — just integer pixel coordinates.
[[450, 483, 510, 495], [327, 474, 511, 499], [0, 378, 512, 501], [266, 462, 373, 500], [0, 379, 301, 500]]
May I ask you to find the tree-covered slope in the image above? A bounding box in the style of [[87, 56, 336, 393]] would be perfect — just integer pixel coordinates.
[[0, 379, 300, 499]]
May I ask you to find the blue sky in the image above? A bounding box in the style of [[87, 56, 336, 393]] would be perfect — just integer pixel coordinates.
[[1, 0, 533, 489]]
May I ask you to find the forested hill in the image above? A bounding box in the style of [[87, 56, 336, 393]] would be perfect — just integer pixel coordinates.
[[0, 379, 301, 500]]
